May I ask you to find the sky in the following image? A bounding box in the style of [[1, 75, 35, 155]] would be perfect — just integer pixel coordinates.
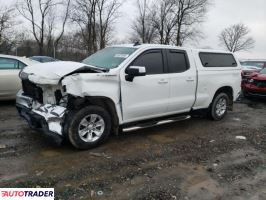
[[116, 0, 266, 59], [2, 0, 266, 59]]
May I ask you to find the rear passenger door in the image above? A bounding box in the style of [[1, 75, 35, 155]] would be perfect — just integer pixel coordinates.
[[0, 57, 23, 99], [165, 49, 197, 113]]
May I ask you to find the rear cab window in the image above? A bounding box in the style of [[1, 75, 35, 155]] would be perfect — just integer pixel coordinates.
[[199, 53, 237, 68]]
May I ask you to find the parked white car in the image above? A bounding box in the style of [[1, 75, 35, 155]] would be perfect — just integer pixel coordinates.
[[16, 44, 241, 149], [0, 54, 38, 100]]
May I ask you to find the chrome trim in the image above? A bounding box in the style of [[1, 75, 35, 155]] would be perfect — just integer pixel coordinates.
[[123, 115, 191, 132], [16, 90, 33, 109]]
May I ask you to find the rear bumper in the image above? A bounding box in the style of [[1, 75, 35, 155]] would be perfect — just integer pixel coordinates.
[[16, 90, 66, 144]]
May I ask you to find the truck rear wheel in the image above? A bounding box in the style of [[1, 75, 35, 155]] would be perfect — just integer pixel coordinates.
[[209, 93, 229, 121], [67, 106, 111, 150]]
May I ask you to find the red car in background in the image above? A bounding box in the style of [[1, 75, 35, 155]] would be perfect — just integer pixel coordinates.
[[240, 59, 266, 80], [242, 68, 266, 98]]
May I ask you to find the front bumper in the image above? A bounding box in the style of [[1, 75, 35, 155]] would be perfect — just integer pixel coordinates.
[[16, 90, 67, 143], [242, 83, 266, 97]]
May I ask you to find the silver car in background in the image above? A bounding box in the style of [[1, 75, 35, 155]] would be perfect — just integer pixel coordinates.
[[0, 54, 38, 100]]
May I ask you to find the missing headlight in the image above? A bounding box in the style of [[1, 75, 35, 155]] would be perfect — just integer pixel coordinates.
[[55, 90, 63, 105]]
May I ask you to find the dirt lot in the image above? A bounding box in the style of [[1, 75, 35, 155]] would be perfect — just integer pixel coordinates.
[[0, 98, 266, 200]]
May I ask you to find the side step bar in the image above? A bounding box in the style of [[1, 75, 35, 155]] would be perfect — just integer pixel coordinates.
[[123, 115, 191, 132]]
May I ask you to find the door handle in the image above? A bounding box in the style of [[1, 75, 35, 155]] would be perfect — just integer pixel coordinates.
[[158, 79, 169, 84], [186, 77, 195, 82]]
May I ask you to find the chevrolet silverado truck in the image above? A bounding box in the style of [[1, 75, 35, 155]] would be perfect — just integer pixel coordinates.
[[16, 44, 241, 149]]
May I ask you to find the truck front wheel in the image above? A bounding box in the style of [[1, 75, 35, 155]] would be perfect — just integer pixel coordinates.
[[66, 106, 112, 150], [209, 93, 229, 121]]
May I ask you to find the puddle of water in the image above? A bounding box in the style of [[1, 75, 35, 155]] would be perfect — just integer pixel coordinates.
[[148, 134, 175, 143], [40, 149, 63, 157]]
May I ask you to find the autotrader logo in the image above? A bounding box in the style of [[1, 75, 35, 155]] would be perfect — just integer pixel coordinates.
[[0, 188, 54, 200]]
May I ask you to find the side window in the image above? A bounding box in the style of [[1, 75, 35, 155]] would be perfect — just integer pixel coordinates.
[[19, 61, 27, 69], [199, 53, 237, 67], [132, 50, 164, 75], [0, 58, 19, 69], [42, 57, 51, 63], [167, 50, 189, 73]]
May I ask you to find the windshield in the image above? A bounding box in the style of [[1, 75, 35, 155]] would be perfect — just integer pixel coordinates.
[[240, 61, 265, 69], [82, 47, 136, 69]]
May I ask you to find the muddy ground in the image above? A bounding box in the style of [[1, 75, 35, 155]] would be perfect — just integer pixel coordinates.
[[0, 97, 266, 200]]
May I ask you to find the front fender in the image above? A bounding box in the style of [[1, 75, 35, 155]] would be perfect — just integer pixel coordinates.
[[61, 73, 123, 124], [62, 73, 120, 104]]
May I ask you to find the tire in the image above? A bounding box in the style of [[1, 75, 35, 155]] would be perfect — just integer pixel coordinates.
[[208, 93, 229, 121], [66, 106, 112, 150]]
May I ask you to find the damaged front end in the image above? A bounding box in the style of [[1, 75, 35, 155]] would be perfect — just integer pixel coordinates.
[[16, 89, 67, 144], [16, 61, 106, 144]]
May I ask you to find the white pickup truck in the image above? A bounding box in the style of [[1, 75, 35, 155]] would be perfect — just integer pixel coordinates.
[[16, 44, 241, 149]]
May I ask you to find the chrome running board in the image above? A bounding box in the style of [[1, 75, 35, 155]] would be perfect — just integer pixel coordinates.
[[123, 115, 191, 132]]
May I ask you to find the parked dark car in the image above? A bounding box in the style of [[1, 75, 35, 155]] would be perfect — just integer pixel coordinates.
[[242, 68, 266, 98], [29, 56, 60, 63]]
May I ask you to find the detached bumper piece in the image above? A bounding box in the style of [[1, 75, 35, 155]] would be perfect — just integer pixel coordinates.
[[16, 90, 66, 144]]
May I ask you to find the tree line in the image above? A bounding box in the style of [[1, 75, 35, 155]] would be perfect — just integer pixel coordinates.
[[0, 0, 255, 61]]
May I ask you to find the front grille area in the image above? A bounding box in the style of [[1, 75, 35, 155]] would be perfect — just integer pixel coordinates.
[[243, 72, 252, 77], [254, 80, 266, 88], [22, 79, 43, 103]]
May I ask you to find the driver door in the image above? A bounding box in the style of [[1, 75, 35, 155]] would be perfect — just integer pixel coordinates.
[[121, 49, 170, 123]]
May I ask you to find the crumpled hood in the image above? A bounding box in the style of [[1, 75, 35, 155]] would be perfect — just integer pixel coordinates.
[[252, 73, 266, 80], [22, 61, 99, 85]]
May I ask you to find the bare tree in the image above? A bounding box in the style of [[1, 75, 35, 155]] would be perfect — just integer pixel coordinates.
[[72, 0, 121, 54], [131, 0, 209, 46], [219, 23, 255, 52], [16, 0, 71, 56], [0, 7, 16, 53], [47, 0, 71, 56], [174, 0, 209, 46], [150, 0, 176, 44], [97, 0, 121, 49], [71, 0, 98, 54], [131, 0, 156, 43]]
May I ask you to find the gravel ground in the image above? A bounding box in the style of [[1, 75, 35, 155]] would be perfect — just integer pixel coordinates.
[[0, 97, 266, 200]]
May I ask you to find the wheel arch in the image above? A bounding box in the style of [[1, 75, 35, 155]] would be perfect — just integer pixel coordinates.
[[211, 86, 234, 110], [67, 95, 120, 134]]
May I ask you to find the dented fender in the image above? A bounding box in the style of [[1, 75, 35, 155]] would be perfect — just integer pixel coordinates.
[[61, 73, 123, 124], [62, 73, 120, 104]]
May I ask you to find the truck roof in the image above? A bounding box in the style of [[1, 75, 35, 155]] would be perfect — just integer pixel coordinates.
[[110, 44, 232, 54]]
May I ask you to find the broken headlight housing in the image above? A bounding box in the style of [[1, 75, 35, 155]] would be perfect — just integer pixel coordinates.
[[248, 79, 254, 83]]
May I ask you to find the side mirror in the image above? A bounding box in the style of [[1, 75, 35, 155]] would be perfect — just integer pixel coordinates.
[[125, 66, 146, 82]]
